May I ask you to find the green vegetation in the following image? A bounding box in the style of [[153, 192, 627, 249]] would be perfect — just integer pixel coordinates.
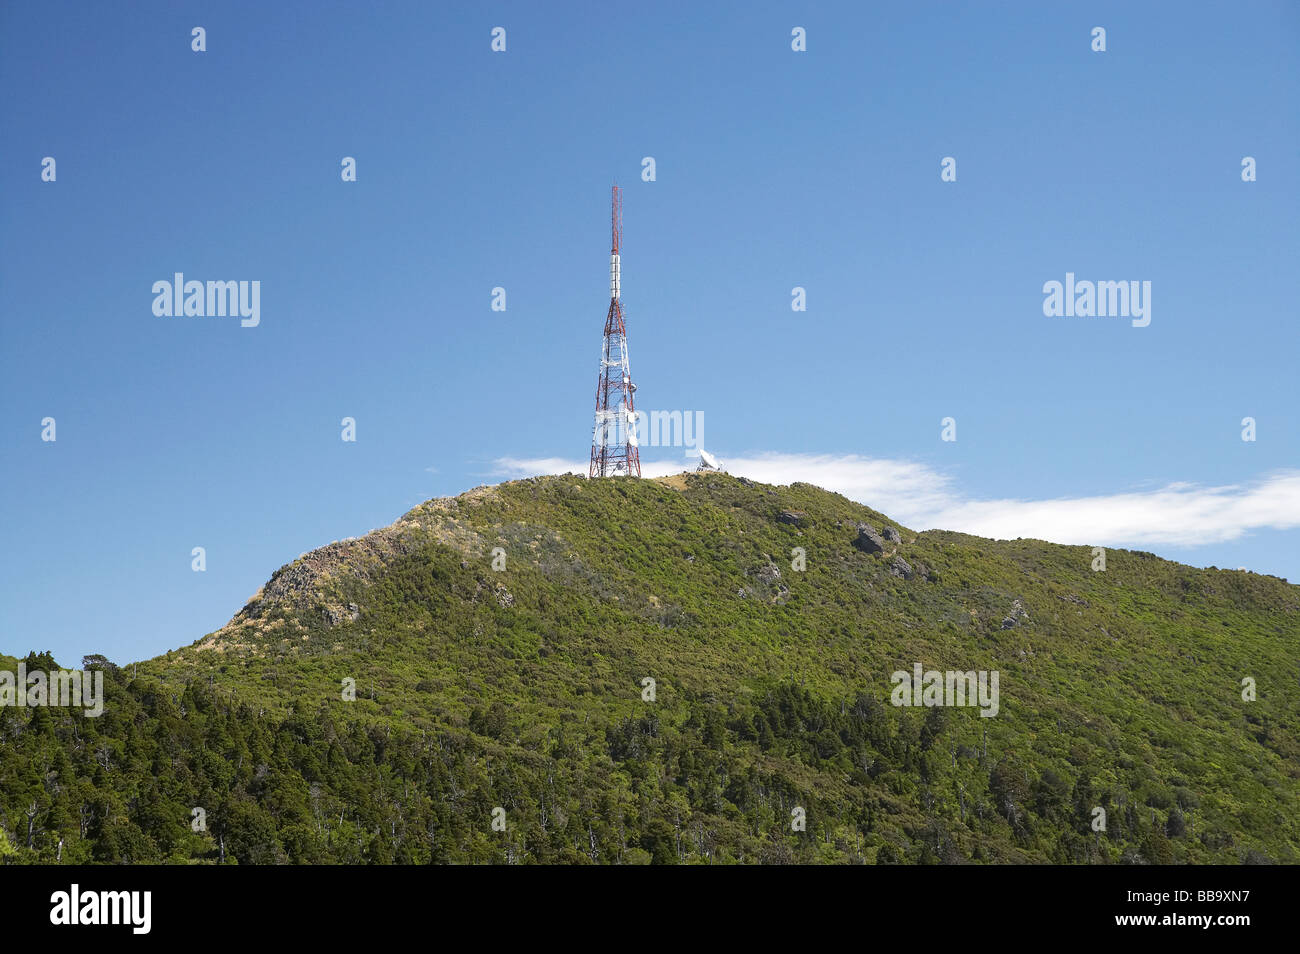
[[2, 473, 1297, 863]]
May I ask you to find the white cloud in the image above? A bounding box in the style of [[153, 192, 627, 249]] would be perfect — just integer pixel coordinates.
[[924, 473, 1300, 547], [489, 454, 1300, 549], [491, 457, 592, 477]]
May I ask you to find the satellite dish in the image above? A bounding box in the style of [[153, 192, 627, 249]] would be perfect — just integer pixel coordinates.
[[697, 448, 721, 471]]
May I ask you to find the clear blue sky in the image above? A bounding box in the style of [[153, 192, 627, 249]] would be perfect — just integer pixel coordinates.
[[2, 1, 1297, 666]]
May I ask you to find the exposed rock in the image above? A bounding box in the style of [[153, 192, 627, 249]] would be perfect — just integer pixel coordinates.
[[1001, 598, 1030, 629], [853, 524, 886, 554], [882, 526, 902, 544], [202, 492, 495, 650], [888, 556, 913, 579], [757, 563, 782, 585], [777, 509, 806, 526], [737, 587, 748, 599], [321, 602, 361, 627], [495, 586, 515, 608], [739, 477, 754, 488]]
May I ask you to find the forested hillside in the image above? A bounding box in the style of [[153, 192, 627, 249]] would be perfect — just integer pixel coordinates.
[[2, 473, 1297, 863]]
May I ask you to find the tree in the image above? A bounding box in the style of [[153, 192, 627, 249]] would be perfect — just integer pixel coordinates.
[[1141, 829, 1174, 865], [1166, 808, 1186, 838]]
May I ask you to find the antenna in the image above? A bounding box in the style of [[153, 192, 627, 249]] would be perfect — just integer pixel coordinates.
[[589, 185, 641, 478]]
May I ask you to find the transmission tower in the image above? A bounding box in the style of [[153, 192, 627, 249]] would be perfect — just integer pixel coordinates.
[[589, 185, 641, 477]]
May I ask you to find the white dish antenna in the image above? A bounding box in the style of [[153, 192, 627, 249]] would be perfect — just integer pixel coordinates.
[[697, 448, 721, 471]]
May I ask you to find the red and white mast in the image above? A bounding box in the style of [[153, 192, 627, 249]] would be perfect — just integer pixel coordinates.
[[589, 185, 641, 477]]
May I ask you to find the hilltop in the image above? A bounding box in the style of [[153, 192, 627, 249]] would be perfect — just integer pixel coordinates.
[[2, 472, 1297, 863]]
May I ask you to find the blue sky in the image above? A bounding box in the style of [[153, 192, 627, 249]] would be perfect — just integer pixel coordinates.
[[2, 1, 1297, 666]]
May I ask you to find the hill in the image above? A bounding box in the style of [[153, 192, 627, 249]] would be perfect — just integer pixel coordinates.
[[2, 472, 1297, 863]]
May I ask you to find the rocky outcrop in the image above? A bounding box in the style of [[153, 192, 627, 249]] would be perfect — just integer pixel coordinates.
[[853, 524, 886, 554], [1001, 599, 1030, 629], [195, 494, 502, 651], [472, 580, 515, 608], [321, 602, 360, 627]]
